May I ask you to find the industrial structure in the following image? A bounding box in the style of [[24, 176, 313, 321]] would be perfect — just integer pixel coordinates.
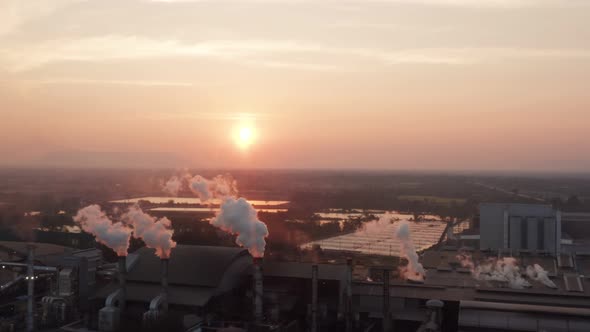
[[1, 203, 590, 331], [479, 203, 562, 254], [0, 241, 102, 332]]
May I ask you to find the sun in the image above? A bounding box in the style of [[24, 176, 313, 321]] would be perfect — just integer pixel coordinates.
[[236, 126, 255, 149]]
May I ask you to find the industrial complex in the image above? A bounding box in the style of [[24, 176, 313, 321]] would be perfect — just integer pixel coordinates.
[[1, 201, 590, 332]]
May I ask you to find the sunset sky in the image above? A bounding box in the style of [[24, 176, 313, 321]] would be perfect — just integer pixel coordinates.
[[1, 0, 589, 171]]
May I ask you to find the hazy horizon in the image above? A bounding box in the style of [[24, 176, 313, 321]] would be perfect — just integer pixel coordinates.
[[1, 0, 589, 172]]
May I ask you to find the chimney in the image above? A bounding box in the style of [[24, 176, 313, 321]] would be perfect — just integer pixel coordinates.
[[311, 264, 318, 332], [161, 259, 169, 312], [382, 268, 390, 332], [345, 258, 353, 332], [161, 259, 169, 294], [253, 257, 263, 323], [118, 256, 127, 313], [26, 244, 36, 332]]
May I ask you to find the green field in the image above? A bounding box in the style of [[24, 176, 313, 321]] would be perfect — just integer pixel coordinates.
[[397, 195, 466, 206]]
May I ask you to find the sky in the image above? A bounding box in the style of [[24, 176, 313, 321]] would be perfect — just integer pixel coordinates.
[[1, 0, 589, 171]]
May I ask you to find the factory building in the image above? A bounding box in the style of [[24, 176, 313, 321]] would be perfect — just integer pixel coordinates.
[[0, 241, 102, 331], [3, 202, 590, 332], [94, 245, 254, 331], [562, 212, 590, 239], [259, 261, 349, 330], [479, 203, 561, 255], [348, 249, 590, 332], [2, 239, 590, 332]]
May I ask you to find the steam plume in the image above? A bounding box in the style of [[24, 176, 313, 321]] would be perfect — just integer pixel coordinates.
[[396, 221, 426, 281], [457, 253, 531, 289], [189, 174, 237, 202], [526, 264, 557, 289], [74, 205, 132, 256], [212, 197, 269, 258], [122, 206, 177, 259], [162, 176, 182, 196], [169, 173, 268, 258]]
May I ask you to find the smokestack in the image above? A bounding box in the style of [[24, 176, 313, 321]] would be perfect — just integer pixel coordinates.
[[161, 259, 169, 294], [253, 257, 263, 323], [118, 256, 127, 313], [382, 269, 390, 332], [26, 244, 35, 332], [161, 258, 169, 312], [311, 264, 318, 332], [345, 258, 353, 332]]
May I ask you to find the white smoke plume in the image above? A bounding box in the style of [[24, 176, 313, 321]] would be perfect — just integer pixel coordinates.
[[189, 174, 237, 202], [74, 205, 132, 256], [162, 176, 183, 196], [171, 173, 268, 258], [457, 253, 531, 289], [476, 257, 531, 289], [122, 206, 177, 259], [526, 264, 557, 289], [396, 221, 426, 281], [212, 197, 269, 258], [189, 175, 211, 200]]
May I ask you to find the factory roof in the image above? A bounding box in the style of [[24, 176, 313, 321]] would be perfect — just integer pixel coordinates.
[[0, 241, 73, 266], [354, 248, 590, 310], [262, 261, 348, 281], [127, 245, 251, 287], [300, 219, 447, 256], [99, 245, 253, 307]]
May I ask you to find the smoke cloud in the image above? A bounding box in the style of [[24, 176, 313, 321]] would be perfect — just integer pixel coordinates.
[[74, 205, 132, 256], [162, 176, 182, 196], [457, 253, 532, 289], [526, 264, 557, 289], [396, 221, 426, 281], [189, 174, 237, 202], [166, 173, 268, 257], [212, 197, 269, 258], [122, 206, 177, 259]]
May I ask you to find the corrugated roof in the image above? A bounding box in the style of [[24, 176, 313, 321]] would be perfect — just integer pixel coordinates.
[[127, 245, 250, 287]]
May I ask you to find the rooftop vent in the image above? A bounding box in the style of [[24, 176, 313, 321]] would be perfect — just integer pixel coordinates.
[[558, 254, 574, 269], [563, 274, 584, 292]]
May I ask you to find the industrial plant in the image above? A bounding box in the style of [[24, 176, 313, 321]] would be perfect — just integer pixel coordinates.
[[2, 174, 590, 332]]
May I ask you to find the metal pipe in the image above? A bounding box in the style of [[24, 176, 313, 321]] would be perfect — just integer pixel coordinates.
[[345, 258, 353, 332], [161, 258, 169, 312], [0, 262, 58, 272], [460, 300, 590, 316], [311, 264, 318, 332], [382, 269, 390, 332], [253, 257, 263, 323], [161, 259, 169, 295], [118, 256, 127, 313], [26, 244, 35, 332]]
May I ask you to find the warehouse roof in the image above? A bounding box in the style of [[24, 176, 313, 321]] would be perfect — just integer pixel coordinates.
[[262, 261, 348, 281], [127, 245, 251, 287], [0, 241, 73, 266], [354, 247, 590, 310], [99, 245, 253, 308]]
